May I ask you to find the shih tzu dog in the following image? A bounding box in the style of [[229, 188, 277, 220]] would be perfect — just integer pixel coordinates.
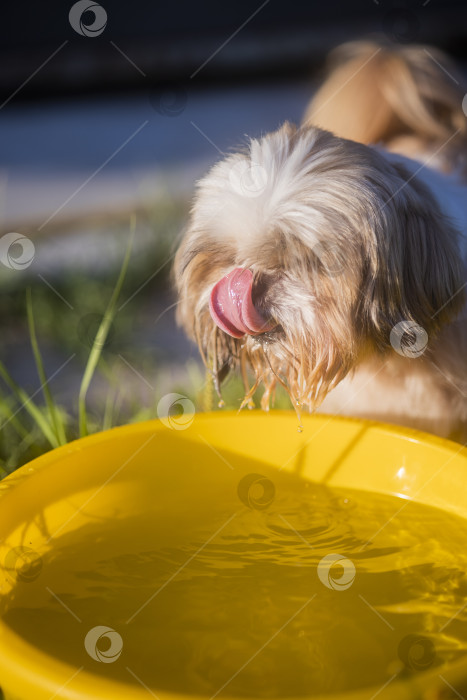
[[174, 41, 467, 441]]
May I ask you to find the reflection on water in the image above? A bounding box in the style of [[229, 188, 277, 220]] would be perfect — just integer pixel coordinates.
[[3, 481, 467, 697]]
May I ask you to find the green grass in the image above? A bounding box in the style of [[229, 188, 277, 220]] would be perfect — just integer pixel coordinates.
[[26, 287, 67, 447], [0, 215, 154, 473], [78, 215, 136, 438]]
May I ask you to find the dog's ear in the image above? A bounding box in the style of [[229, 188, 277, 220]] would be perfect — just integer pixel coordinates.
[[173, 236, 209, 340], [173, 224, 240, 384], [358, 169, 465, 351]]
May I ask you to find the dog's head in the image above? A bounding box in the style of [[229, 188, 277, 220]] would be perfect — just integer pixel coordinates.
[[174, 123, 464, 409]]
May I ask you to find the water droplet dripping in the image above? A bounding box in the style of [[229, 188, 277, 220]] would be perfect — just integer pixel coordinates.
[[218, 399, 225, 409]]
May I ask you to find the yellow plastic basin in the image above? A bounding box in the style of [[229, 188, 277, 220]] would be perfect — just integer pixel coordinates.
[[0, 412, 467, 700]]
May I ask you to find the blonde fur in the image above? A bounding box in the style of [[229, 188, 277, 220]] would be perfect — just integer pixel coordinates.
[[174, 42, 467, 441], [303, 40, 467, 173]]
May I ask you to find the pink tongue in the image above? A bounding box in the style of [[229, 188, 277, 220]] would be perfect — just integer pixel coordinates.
[[209, 268, 275, 338]]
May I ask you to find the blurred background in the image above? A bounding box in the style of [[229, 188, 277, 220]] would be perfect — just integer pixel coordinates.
[[1, 0, 467, 469]]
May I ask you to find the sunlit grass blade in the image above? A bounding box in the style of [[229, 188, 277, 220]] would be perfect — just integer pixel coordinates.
[[203, 367, 213, 412], [102, 383, 120, 431], [0, 395, 29, 439], [0, 360, 59, 448], [26, 287, 67, 446], [78, 215, 136, 437], [0, 460, 8, 479], [4, 426, 43, 472]]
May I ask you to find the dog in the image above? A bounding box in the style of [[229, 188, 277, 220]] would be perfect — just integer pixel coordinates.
[[174, 41, 467, 441]]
